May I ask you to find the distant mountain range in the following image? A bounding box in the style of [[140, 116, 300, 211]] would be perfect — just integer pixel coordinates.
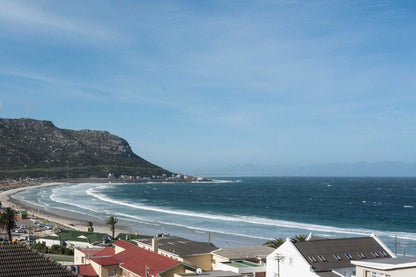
[[195, 162, 416, 177], [0, 118, 171, 179]]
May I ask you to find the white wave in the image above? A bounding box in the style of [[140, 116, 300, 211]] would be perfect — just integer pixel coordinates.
[[85, 188, 416, 241], [404, 205, 414, 208]]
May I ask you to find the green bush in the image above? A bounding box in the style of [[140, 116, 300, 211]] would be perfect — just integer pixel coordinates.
[[31, 243, 49, 253]]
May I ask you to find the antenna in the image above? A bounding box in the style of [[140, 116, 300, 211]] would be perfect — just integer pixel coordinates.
[[275, 253, 283, 277]]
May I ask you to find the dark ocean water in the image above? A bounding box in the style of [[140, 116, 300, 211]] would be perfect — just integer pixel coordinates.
[[15, 177, 416, 253]]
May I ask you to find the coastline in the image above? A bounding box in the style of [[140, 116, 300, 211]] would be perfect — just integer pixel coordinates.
[[1, 181, 267, 247], [0, 182, 131, 236]]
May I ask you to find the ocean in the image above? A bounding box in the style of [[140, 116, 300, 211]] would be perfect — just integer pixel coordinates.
[[14, 177, 416, 255]]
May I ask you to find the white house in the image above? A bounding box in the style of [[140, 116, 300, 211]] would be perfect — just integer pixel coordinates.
[[266, 234, 395, 277], [352, 256, 416, 277]]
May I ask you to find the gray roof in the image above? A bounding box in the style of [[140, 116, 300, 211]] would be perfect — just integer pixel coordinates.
[[137, 236, 218, 256], [316, 272, 341, 277], [212, 246, 274, 260], [0, 242, 76, 277], [360, 256, 416, 265], [293, 237, 392, 272], [180, 270, 243, 277]]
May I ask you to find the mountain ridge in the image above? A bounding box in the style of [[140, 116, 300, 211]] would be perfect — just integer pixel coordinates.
[[0, 118, 171, 179]]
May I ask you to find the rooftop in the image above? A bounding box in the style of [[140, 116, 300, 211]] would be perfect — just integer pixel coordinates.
[[79, 264, 98, 277], [293, 236, 393, 271], [179, 270, 243, 277], [136, 236, 218, 256], [351, 256, 416, 270], [212, 246, 274, 260], [0, 242, 75, 277]]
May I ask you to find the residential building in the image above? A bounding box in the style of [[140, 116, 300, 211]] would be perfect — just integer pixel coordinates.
[[352, 256, 416, 277], [75, 240, 190, 277], [266, 234, 395, 277], [37, 230, 111, 248], [0, 242, 76, 277], [212, 246, 274, 277], [134, 236, 219, 270]]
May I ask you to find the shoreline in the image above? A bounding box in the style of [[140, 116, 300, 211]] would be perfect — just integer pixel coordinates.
[[1, 181, 267, 247], [0, 182, 132, 236]]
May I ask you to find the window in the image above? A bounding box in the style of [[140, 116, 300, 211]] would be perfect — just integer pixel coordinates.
[[108, 269, 117, 277], [317, 255, 327, 262], [308, 256, 317, 263], [345, 253, 353, 260], [357, 252, 365, 258], [371, 251, 380, 257], [379, 250, 388, 257], [289, 257, 293, 266], [371, 272, 387, 277], [333, 254, 342, 261]]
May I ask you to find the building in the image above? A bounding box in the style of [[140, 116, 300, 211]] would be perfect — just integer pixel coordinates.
[[17, 210, 28, 219], [134, 236, 219, 270], [212, 246, 274, 277], [37, 230, 111, 248], [0, 242, 76, 277], [75, 240, 190, 277], [266, 234, 395, 277], [352, 256, 416, 277]]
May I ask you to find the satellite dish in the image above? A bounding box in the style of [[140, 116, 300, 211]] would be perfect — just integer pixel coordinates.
[[196, 268, 203, 275]]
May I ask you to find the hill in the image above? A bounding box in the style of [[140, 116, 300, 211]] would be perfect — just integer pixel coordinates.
[[0, 118, 171, 179]]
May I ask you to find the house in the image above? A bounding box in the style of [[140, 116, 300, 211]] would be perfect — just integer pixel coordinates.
[[134, 236, 219, 270], [17, 210, 28, 219], [212, 246, 274, 277], [37, 230, 111, 248], [266, 234, 395, 277], [212, 246, 274, 264], [0, 242, 76, 277], [352, 256, 416, 277], [75, 240, 190, 277]]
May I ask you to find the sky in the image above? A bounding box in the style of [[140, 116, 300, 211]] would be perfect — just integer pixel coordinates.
[[0, 0, 415, 176]]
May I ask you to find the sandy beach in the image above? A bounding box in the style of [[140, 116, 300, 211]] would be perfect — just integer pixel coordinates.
[[0, 182, 131, 236]]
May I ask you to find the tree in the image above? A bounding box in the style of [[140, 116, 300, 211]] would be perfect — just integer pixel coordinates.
[[106, 216, 118, 238], [0, 207, 17, 242], [87, 221, 94, 232], [263, 237, 285, 249], [292, 234, 308, 242]]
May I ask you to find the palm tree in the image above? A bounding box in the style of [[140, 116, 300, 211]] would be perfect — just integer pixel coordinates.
[[87, 221, 94, 232], [263, 237, 285, 248], [292, 234, 307, 242], [0, 207, 17, 242], [106, 216, 118, 238]]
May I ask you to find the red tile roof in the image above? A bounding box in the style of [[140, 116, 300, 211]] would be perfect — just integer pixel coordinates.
[[79, 264, 98, 277], [94, 246, 115, 257], [119, 247, 181, 276], [113, 240, 136, 249], [89, 243, 181, 275], [90, 256, 120, 266]]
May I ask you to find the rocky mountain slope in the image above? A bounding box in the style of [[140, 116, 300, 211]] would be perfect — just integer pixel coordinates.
[[0, 118, 170, 179]]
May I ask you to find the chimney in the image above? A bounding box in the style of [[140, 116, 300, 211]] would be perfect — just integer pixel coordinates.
[[152, 237, 158, 253]]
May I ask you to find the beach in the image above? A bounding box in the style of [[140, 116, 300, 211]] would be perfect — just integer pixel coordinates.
[[0, 182, 131, 236]]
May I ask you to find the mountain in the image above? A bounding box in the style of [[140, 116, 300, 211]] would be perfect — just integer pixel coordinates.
[[0, 118, 171, 179]]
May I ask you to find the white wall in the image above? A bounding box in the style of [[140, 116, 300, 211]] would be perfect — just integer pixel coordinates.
[[266, 240, 318, 277]]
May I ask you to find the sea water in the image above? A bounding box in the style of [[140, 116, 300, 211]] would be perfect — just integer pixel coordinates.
[[14, 177, 416, 254]]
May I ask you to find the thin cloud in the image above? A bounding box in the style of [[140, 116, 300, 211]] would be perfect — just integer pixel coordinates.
[[0, 1, 120, 42]]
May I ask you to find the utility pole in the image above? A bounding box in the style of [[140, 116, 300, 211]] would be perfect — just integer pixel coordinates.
[[275, 253, 282, 277], [394, 236, 397, 255]]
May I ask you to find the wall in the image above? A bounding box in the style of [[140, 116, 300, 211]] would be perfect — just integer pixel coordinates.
[[266, 240, 318, 277], [183, 254, 213, 271], [161, 264, 187, 277], [356, 266, 416, 277]]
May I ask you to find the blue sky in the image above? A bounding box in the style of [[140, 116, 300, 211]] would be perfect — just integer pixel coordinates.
[[0, 0, 415, 175]]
